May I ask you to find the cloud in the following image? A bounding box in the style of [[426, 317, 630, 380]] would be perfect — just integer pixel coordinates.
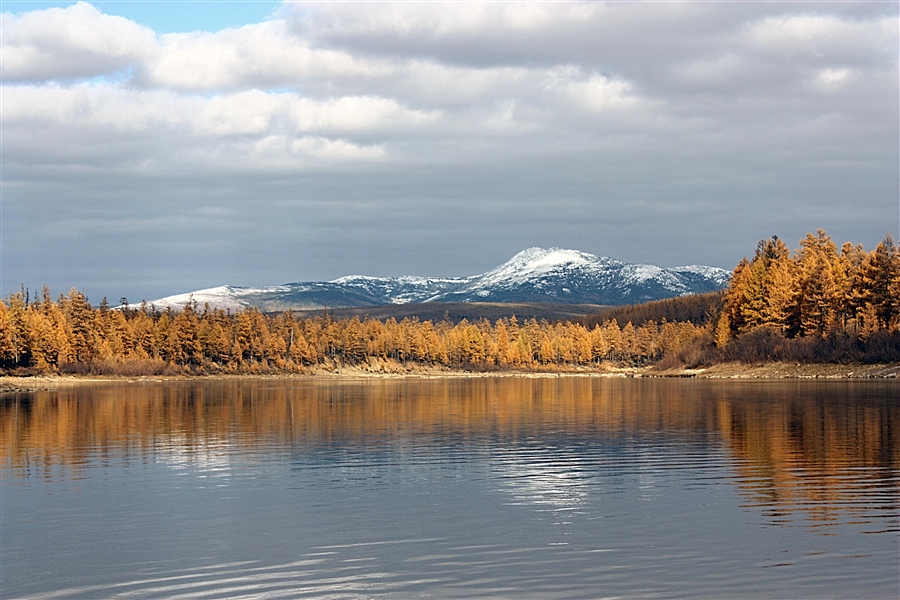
[[3, 84, 189, 132], [560, 73, 640, 112], [742, 13, 898, 61], [3, 84, 432, 171], [2, 1, 897, 302], [195, 91, 436, 137], [0, 2, 156, 81], [288, 136, 385, 160], [288, 2, 595, 42], [142, 20, 392, 91], [811, 67, 854, 92], [284, 1, 677, 69]]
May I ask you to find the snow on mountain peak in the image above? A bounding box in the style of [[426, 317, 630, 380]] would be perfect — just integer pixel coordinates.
[[514, 247, 593, 268], [473, 247, 601, 287], [144, 247, 730, 311]]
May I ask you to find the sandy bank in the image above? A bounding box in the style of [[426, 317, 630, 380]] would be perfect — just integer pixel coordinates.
[[0, 368, 627, 392], [654, 362, 900, 379], [2, 362, 898, 393]]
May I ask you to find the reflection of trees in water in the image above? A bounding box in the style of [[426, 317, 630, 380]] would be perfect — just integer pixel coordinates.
[[711, 383, 899, 528], [2, 378, 897, 527]]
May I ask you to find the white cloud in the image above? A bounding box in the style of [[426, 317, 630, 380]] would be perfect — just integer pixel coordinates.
[[742, 14, 898, 61], [194, 91, 438, 137], [289, 136, 385, 160], [2, 84, 191, 132], [3, 84, 426, 170], [289, 95, 438, 132], [196, 90, 279, 136], [562, 74, 640, 112], [0, 2, 156, 81], [812, 67, 855, 92], [143, 20, 391, 91]]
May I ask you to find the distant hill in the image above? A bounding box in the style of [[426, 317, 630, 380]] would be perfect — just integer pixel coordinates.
[[293, 302, 607, 324], [579, 291, 726, 329], [145, 247, 731, 312]]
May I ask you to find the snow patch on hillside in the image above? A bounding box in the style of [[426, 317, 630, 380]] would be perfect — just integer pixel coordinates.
[[147, 285, 289, 311], [672, 265, 733, 285]]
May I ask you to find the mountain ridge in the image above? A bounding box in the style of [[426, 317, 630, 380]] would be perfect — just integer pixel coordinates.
[[146, 247, 731, 312]]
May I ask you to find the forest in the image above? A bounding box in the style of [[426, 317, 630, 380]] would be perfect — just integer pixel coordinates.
[[1, 230, 898, 375]]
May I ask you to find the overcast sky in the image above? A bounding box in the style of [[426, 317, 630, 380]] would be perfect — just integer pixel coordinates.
[[2, 1, 898, 303]]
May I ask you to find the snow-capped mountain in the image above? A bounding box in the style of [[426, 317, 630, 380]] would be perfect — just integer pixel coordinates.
[[145, 248, 731, 311]]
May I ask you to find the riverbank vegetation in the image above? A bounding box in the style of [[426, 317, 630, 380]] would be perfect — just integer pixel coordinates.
[[1, 230, 898, 376]]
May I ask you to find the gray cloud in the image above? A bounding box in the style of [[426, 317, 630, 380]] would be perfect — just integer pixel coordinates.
[[1, 1, 897, 303]]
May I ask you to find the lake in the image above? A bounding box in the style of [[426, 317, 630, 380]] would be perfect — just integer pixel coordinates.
[[1, 376, 897, 598]]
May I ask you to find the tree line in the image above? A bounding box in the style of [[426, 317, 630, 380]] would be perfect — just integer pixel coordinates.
[[580, 290, 724, 329], [1, 229, 898, 375], [0, 286, 707, 374]]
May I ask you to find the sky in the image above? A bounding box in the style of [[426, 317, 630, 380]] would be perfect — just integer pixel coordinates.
[[2, 1, 898, 304]]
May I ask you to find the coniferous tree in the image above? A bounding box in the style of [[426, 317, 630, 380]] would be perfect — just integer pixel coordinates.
[[798, 249, 839, 337], [538, 335, 554, 364], [855, 234, 899, 330], [63, 289, 98, 363], [723, 258, 752, 334], [590, 325, 608, 363], [760, 237, 798, 334], [604, 320, 623, 362], [620, 321, 637, 363], [515, 330, 532, 366], [171, 306, 201, 366], [6, 293, 30, 366], [714, 313, 731, 348], [495, 319, 511, 366], [572, 324, 592, 364], [130, 307, 156, 359], [0, 301, 17, 365]]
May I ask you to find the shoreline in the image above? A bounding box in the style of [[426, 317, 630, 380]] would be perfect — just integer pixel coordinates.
[[2, 362, 898, 392], [651, 362, 900, 380]]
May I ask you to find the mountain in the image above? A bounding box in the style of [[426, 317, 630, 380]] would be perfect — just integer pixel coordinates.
[[145, 248, 731, 312]]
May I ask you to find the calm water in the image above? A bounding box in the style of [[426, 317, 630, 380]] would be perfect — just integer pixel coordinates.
[[1, 377, 897, 599]]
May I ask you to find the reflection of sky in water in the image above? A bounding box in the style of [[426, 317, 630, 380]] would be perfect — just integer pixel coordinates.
[[154, 436, 232, 469], [489, 437, 713, 513], [493, 446, 589, 513], [152, 435, 238, 491]]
